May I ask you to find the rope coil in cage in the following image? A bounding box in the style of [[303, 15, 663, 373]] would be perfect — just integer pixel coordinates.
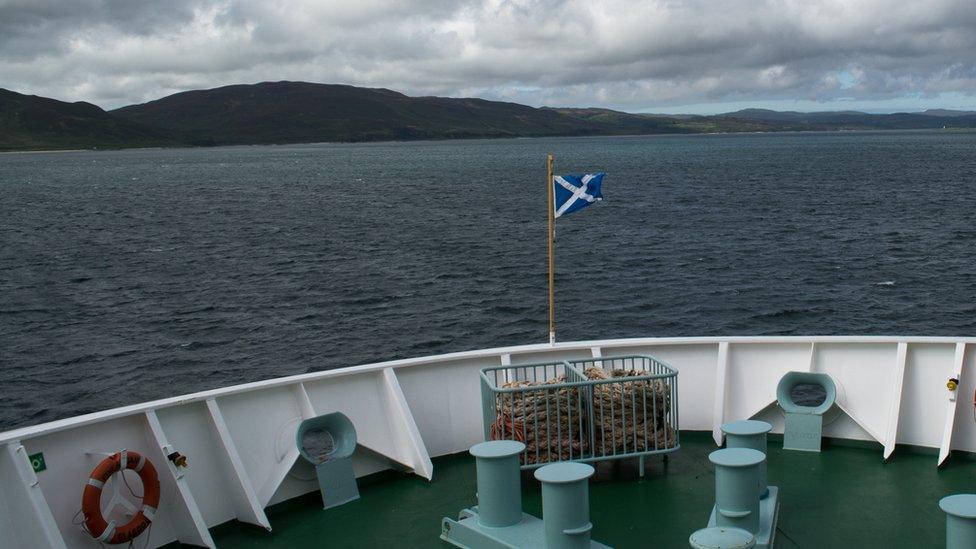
[[488, 360, 676, 466]]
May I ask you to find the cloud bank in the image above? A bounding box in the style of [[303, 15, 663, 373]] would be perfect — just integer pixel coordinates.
[[2, 0, 975, 111]]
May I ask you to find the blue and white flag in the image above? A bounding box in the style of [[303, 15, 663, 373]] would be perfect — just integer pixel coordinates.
[[553, 173, 605, 218]]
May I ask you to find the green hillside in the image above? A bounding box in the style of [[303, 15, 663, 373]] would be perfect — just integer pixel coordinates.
[[3, 82, 976, 152], [0, 89, 181, 151]]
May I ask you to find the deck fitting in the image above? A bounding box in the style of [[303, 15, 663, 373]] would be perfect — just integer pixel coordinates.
[[939, 494, 976, 548], [706, 448, 778, 549], [441, 441, 611, 548], [689, 526, 756, 548], [296, 412, 360, 510], [721, 420, 773, 500], [777, 371, 836, 452]]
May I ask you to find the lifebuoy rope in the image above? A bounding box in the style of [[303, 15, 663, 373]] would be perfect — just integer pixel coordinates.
[[79, 450, 160, 546]]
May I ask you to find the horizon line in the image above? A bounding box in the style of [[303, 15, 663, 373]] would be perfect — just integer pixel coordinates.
[[4, 81, 976, 118]]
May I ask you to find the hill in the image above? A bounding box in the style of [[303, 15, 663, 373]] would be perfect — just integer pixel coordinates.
[[544, 107, 697, 134], [723, 108, 976, 130], [0, 89, 181, 151], [4, 82, 976, 151], [111, 81, 654, 145], [920, 109, 976, 117]]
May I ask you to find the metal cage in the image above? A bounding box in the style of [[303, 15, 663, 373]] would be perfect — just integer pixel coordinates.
[[480, 355, 679, 468]]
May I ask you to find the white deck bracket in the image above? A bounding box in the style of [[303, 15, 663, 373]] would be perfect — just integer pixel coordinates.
[[257, 385, 317, 505], [829, 397, 884, 444], [883, 342, 908, 459], [294, 382, 317, 420], [144, 410, 216, 548], [205, 398, 272, 531], [3, 442, 67, 549], [259, 436, 299, 505], [381, 367, 434, 480], [939, 342, 967, 466], [712, 341, 730, 446]]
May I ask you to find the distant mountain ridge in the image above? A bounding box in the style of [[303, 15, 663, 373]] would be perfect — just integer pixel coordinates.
[[2, 82, 976, 151], [722, 108, 976, 129], [110, 82, 627, 145], [0, 89, 180, 151], [920, 109, 976, 117]]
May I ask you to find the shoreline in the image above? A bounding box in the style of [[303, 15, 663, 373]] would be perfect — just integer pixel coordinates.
[[1, 127, 972, 155], [0, 148, 91, 155]]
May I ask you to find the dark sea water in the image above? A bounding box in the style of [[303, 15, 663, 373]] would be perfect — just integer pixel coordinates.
[[2, 130, 976, 430]]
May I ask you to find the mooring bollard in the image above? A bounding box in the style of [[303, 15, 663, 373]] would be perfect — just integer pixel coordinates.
[[722, 420, 772, 499], [710, 448, 764, 535], [689, 526, 757, 549], [442, 442, 611, 549], [535, 462, 596, 549], [469, 440, 526, 528], [939, 494, 976, 548]]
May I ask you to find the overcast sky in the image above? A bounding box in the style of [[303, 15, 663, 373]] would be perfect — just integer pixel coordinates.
[[2, 0, 976, 113]]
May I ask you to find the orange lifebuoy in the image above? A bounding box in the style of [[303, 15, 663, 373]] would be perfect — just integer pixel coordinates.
[[82, 450, 160, 544]]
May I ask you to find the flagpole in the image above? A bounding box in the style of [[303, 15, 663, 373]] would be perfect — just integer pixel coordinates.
[[547, 153, 556, 346]]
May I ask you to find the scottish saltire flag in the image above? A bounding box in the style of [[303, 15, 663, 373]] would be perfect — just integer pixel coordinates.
[[553, 173, 605, 218]]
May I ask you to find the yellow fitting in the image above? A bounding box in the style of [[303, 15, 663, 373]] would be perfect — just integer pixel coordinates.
[[947, 379, 958, 391]]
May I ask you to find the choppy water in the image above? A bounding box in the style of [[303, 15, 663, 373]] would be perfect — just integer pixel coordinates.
[[2, 130, 976, 430]]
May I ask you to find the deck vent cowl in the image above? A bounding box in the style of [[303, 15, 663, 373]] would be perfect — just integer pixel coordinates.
[[296, 412, 360, 509], [776, 372, 836, 452]]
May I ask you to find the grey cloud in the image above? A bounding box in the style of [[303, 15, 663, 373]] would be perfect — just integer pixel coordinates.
[[0, 0, 201, 57], [2, 0, 976, 111]]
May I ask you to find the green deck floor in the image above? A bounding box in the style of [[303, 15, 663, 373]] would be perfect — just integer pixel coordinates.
[[208, 432, 975, 548]]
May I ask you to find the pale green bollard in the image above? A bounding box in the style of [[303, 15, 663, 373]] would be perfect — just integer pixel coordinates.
[[469, 440, 526, 528], [710, 448, 764, 535], [442, 442, 610, 549], [939, 494, 976, 548], [722, 420, 772, 499], [689, 526, 756, 549], [535, 462, 596, 549]]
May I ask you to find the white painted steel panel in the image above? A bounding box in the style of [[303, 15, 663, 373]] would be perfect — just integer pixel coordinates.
[[899, 343, 956, 449], [2, 335, 976, 548], [727, 342, 812, 421], [0, 442, 66, 548], [814, 342, 899, 442], [21, 415, 184, 548], [155, 402, 238, 527], [948, 345, 976, 455], [215, 384, 304, 506], [395, 359, 489, 457]]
